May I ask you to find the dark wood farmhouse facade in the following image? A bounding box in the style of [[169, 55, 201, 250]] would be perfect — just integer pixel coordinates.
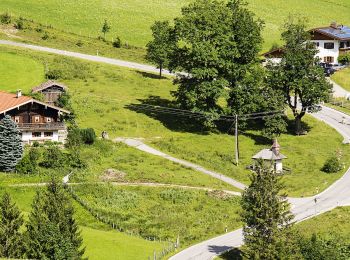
[[0, 91, 69, 144], [32, 80, 68, 105]]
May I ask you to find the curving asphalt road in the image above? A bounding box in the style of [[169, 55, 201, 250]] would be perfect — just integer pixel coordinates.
[[0, 40, 349, 260]]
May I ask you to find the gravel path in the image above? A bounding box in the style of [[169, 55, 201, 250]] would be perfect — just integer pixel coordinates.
[[0, 40, 173, 76]]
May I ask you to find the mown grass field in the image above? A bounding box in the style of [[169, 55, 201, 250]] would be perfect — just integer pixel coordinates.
[[1, 0, 350, 49], [0, 186, 166, 259], [332, 68, 350, 92], [0, 46, 349, 197], [0, 52, 44, 92]]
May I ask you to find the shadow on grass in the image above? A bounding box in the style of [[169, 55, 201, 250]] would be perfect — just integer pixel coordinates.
[[211, 247, 242, 260], [135, 71, 167, 80]]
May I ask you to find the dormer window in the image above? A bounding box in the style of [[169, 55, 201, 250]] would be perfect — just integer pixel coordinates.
[[324, 42, 335, 49], [14, 116, 20, 123], [34, 116, 40, 123], [46, 117, 52, 123]]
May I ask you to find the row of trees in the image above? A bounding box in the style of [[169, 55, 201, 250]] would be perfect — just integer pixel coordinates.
[[146, 0, 331, 134], [0, 181, 84, 259], [241, 160, 350, 259]]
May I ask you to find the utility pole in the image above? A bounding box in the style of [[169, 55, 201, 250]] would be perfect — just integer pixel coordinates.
[[235, 114, 239, 165]]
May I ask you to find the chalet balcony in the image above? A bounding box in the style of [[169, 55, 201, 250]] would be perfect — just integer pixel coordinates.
[[16, 122, 66, 131]]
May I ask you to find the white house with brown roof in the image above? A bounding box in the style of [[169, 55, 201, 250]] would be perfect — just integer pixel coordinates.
[[264, 22, 350, 65], [0, 90, 70, 144]]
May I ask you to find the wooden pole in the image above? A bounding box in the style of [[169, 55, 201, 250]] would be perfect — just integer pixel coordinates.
[[235, 115, 239, 165]]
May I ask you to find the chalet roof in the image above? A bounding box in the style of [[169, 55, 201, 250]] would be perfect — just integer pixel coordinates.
[[32, 80, 68, 93], [0, 91, 70, 114], [311, 24, 350, 41], [262, 48, 285, 58]]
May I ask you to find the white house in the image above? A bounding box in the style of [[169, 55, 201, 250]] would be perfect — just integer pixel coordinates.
[[310, 22, 350, 64], [263, 22, 350, 65], [0, 91, 70, 144], [252, 139, 287, 173]]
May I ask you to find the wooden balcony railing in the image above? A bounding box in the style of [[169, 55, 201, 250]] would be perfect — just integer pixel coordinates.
[[16, 122, 66, 131]]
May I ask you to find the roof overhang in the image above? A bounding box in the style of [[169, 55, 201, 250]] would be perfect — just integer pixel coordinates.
[[0, 99, 70, 115]]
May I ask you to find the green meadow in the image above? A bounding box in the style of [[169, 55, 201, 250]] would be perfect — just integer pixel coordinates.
[[1, 0, 350, 49], [0, 46, 349, 197], [332, 68, 350, 92]]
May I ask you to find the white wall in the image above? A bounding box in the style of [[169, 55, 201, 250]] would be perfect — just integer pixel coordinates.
[[20, 131, 60, 144], [312, 40, 340, 64]]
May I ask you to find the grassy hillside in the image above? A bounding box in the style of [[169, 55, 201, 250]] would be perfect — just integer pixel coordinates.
[[332, 68, 350, 92], [0, 46, 349, 197], [1, 0, 350, 49], [0, 52, 45, 92]]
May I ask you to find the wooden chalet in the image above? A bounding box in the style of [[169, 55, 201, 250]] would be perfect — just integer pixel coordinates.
[[32, 80, 68, 105], [0, 90, 70, 144]]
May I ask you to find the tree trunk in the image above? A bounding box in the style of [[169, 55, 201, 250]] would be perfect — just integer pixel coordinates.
[[295, 116, 302, 135], [159, 63, 163, 79]]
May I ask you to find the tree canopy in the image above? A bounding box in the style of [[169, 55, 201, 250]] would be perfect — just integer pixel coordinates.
[[267, 18, 332, 134], [0, 115, 23, 172]]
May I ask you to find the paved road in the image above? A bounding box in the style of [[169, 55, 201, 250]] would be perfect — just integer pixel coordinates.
[[0, 40, 173, 76], [115, 138, 246, 190]]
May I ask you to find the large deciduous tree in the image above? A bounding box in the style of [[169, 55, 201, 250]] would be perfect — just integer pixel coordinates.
[[146, 21, 172, 78], [0, 193, 25, 258], [25, 180, 84, 259], [267, 18, 332, 134], [0, 115, 23, 172], [241, 160, 300, 259], [167, 0, 263, 122]]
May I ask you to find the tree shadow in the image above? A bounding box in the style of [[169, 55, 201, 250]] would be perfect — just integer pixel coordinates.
[[135, 71, 167, 80], [243, 132, 271, 145], [216, 248, 243, 260], [208, 245, 233, 254], [125, 96, 212, 134]]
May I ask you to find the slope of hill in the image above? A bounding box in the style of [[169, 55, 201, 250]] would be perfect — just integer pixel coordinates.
[[1, 0, 350, 49]]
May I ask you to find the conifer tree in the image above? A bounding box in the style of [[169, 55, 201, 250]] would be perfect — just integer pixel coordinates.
[[0, 115, 23, 172], [241, 160, 300, 259], [0, 192, 24, 258], [25, 180, 84, 259]]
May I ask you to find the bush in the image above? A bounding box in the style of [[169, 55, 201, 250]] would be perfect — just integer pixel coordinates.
[[14, 18, 24, 30], [41, 146, 65, 169], [0, 12, 11, 24], [76, 40, 84, 47], [68, 150, 86, 169], [45, 69, 62, 80], [42, 32, 50, 40], [112, 37, 122, 48], [338, 53, 350, 65], [66, 128, 83, 148], [80, 128, 96, 145], [322, 156, 342, 173], [16, 148, 41, 174]]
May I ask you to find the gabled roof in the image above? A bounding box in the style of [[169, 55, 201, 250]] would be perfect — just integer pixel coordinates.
[[252, 149, 287, 161], [32, 80, 68, 93], [311, 24, 350, 41], [0, 91, 70, 114]]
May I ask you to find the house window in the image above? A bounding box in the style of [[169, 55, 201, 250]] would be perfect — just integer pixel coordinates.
[[32, 132, 41, 138], [34, 116, 40, 123], [314, 42, 320, 47], [324, 56, 334, 63], [324, 42, 335, 49], [340, 42, 346, 49], [46, 117, 52, 123], [14, 116, 20, 123], [44, 132, 53, 137]]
